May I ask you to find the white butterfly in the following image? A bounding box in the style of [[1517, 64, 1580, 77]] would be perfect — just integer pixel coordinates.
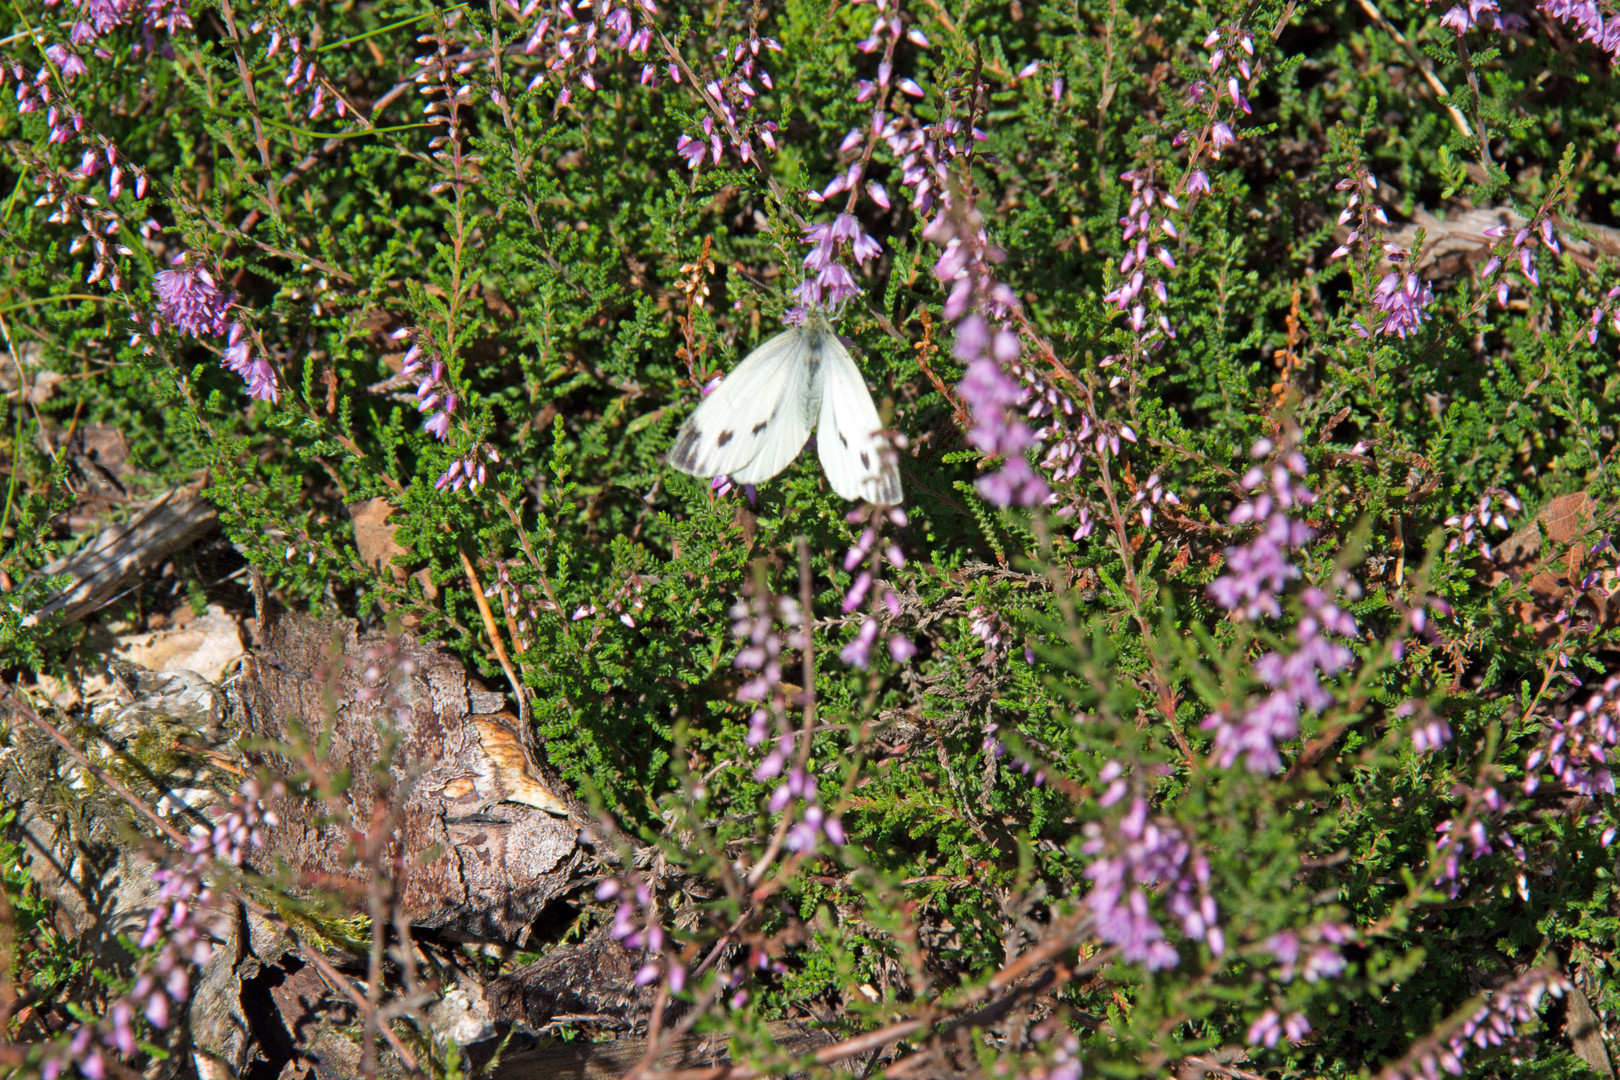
[[668, 308, 903, 504]]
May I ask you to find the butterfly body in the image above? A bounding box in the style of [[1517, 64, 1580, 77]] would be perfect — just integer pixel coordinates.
[[668, 309, 903, 504]]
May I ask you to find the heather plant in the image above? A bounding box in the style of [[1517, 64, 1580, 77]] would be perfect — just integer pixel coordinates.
[[2, 0, 1620, 1076]]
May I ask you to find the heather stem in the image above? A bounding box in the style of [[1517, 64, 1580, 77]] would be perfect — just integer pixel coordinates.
[[215, 0, 281, 218], [746, 537, 818, 888]]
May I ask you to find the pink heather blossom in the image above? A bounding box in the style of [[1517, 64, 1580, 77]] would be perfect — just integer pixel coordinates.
[[223, 323, 279, 402], [1265, 922, 1350, 983], [670, 27, 779, 168], [797, 213, 881, 309], [1431, 0, 1527, 31], [599, 871, 689, 996], [837, 505, 912, 668], [730, 581, 846, 847], [1365, 269, 1435, 338], [399, 329, 462, 442], [1410, 714, 1453, 753], [42, 780, 277, 1078], [1525, 676, 1620, 797], [1082, 796, 1222, 970], [153, 255, 230, 338], [840, 615, 879, 667], [1330, 170, 1436, 338], [1476, 212, 1565, 307], [1204, 440, 1359, 773], [67, 0, 194, 47], [1384, 970, 1569, 1080], [521, 0, 662, 102], [1444, 490, 1520, 559], [434, 443, 501, 493], [1188, 25, 1258, 166], [1102, 170, 1181, 366], [1538, 0, 1620, 64], [147, 253, 276, 401]]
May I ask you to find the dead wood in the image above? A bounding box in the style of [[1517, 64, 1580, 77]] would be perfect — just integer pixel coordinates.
[[236, 611, 585, 942], [490, 1019, 837, 1080], [0, 664, 232, 965], [28, 489, 217, 628], [485, 937, 657, 1033], [1, 612, 711, 1077], [1377, 206, 1620, 278]]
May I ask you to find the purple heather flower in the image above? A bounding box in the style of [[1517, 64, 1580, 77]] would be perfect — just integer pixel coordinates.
[[43, 779, 276, 1077], [875, 103, 1050, 506], [1248, 1009, 1312, 1047], [1191, 25, 1259, 165], [521, 0, 661, 102], [1526, 676, 1620, 797], [66, 0, 194, 46], [1538, 0, 1620, 63], [146, 254, 277, 402], [153, 256, 230, 337], [424, 398, 455, 440], [1440, 3, 1476, 30], [1589, 285, 1620, 343], [837, 506, 911, 666], [1478, 212, 1564, 307], [434, 443, 501, 493], [1102, 170, 1181, 364], [841, 616, 879, 667], [730, 583, 842, 846], [45, 44, 89, 79], [1444, 491, 1520, 558], [1270, 921, 1351, 985], [1205, 441, 1360, 772], [708, 474, 757, 502], [957, 350, 1050, 507], [1366, 269, 1435, 338], [1249, 1009, 1284, 1048], [1384, 970, 1569, 1080], [1411, 716, 1452, 753], [222, 323, 279, 402], [1330, 171, 1437, 337], [399, 330, 463, 440], [601, 870, 691, 999], [798, 214, 879, 309], [786, 803, 846, 850], [1429, 0, 1515, 31], [669, 29, 779, 168], [1081, 797, 1222, 970], [1207, 519, 1302, 618]]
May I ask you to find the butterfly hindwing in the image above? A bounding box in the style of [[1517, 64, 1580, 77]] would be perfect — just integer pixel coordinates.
[[816, 336, 903, 504], [668, 325, 816, 485]]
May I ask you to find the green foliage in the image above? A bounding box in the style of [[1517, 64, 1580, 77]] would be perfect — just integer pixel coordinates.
[[0, 809, 89, 1000], [4, 0, 1620, 1075]]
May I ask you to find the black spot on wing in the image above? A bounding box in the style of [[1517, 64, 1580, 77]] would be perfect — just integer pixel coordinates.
[[669, 425, 702, 470], [860, 451, 871, 469], [751, 421, 769, 435], [717, 430, 734, 447], [839, 432, 849, 447]]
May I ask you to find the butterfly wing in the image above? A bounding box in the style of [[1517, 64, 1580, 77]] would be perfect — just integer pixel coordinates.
[[668, 325, 816, 485], [816, 335, 904, 504]]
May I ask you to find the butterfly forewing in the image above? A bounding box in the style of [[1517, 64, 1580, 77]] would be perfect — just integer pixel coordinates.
[[668, 324, 817, 485], [817, 336, 903, 504]]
